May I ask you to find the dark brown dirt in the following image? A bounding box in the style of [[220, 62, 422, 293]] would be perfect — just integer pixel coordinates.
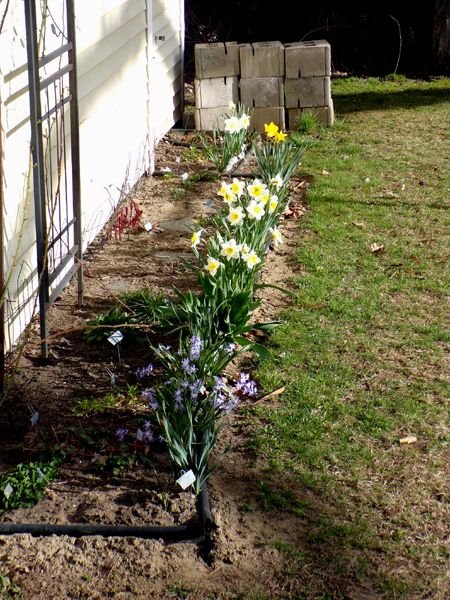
[[0, 132, 312, 599]]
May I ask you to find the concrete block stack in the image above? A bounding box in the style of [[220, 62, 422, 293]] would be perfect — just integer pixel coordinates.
[[193, 39, 334, 131], [194, 42, 240, 130], [239, 41, 285, 132], [284, 40, 334, 128]]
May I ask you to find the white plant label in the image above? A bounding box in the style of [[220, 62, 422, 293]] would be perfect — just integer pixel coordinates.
[[144, 222, 153, 232], [3, 483, 13, 499], [176, 470, 196, 490], [107, 330, 124, 346]]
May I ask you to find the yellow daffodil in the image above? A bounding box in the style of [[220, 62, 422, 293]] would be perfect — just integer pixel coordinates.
[[220, 238, 241, 260], [244, 249, 261, 269], [264, 122, 279, 138], [205, 257, 222, 276], [227, 206, 244, 226], [274, 129, 287, 143], [246, 200, 265, 220]]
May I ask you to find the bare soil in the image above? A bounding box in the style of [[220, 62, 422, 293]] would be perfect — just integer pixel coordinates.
[[0, 134, 315, 599]]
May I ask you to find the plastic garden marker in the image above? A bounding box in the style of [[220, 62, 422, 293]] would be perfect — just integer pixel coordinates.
[[176, 470, 196, 490]]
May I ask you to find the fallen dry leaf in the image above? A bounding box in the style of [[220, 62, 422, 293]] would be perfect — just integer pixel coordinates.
[[370, 243, 385, 254], [322, 169, 330, 176], [399, 435, 418, 445], [352, 221, 365, 228]]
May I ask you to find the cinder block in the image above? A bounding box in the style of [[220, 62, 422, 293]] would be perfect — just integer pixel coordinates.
[[287, 101, 334, 129], [194, 77, 239, 108], [195, 42, 240, 79], [285, 40, 331, 78], [250, 107, 285, 132], [195, 106, 230, 130], [240, 77, 284, 108], [240, 42, 284, 78], [284, 76, 331, 108]]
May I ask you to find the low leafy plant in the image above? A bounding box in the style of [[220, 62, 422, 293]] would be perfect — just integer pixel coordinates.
[[73, 385, 142, 416], [84, 305, 144, 344], [0, 460, 60, 511], [0, 572, 22, 598]]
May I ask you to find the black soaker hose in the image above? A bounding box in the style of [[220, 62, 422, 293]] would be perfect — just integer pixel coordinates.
[[0, 486, 213, 542]]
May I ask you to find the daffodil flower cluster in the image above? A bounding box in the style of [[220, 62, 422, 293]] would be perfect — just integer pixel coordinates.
[[200, 102, 253, 173], [191, 173, 289, 297], [143, 115, 305, 495]]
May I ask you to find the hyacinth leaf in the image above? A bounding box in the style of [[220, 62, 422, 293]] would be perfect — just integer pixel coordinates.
[[233, 336, 272, 359]]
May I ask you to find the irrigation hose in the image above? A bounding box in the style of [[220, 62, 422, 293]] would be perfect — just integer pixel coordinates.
[[0, 486, 212, 542]]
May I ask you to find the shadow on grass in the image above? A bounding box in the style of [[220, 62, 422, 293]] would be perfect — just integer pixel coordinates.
[[334, 86, 450, 114], [314, 192, 449, 212]]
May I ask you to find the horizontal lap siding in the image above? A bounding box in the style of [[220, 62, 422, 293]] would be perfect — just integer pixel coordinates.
[[151, 0, 184, 141], [0, 0, 184, 352], [75, 0, 150, 247], [0, 2, 39, 349]]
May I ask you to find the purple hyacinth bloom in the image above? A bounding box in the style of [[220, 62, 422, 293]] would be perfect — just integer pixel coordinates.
[[174, 387, 184, 411], [189, 335, 202, 361], [235, 372, 258, 397], [181, 358, 197, 376], [142, 387, 158, 410], [225, 342, 236, 356], [135, 363, 154, 380], [115, 427, 128, 442]]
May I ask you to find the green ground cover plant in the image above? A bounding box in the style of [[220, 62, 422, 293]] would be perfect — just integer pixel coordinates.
[[249, 76, 450, 597]]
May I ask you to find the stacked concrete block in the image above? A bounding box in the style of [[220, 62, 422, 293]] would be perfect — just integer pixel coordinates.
[[193, 39, 335, 131], [284, 40, 334, 128], [194, 42, 240, 130], [239, 41, 285, 131]]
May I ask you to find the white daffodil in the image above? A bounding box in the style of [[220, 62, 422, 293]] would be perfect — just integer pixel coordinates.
[[268, 195, 279, 213], [227, 206, 244, 226], [260, 188, 271, 205], [270, 173, 283, 189], [244, 249, 261, 269], [224, 116, 241, 133], [246, 200, 265, 220], [205, 257, 222, 276], [225, 155, 239, 172], [239, 114, 250, 129], [269, 226, 283, 247], [247, 178, 267, 200], [220, 238, 241, 260], [217, 182, 237, 204], [231, 178, 245, 198], [191, 230, 202, 248], [228, 100, 236, 113]]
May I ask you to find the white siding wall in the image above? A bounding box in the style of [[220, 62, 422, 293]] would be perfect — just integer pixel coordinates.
[[150, 0, 184, 142], [0, 0, 184, 352]]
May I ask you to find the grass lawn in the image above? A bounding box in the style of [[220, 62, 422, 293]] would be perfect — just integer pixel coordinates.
[[249, 77, 450, 598]]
